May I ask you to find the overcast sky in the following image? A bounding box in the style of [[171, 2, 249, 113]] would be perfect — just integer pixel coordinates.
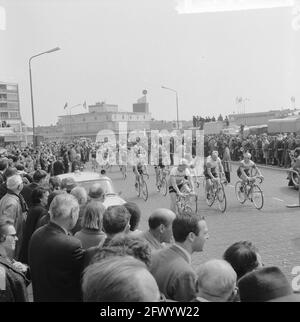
[[0, 0, 299, 126]]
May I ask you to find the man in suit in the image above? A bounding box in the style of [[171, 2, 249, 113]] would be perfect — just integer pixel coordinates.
[[135, 208, 176, 252], [52, 156, 65, 176], [28, 194, 84, 302], [150, 213, 209, 302]]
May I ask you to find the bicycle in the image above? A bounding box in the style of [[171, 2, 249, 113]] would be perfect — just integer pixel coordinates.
[[176, 192, 198, 214], [135, 170, 149, 201], [204, 176, 227, 213], [156, 167, 169, 196], [235, 176, 264, 210]]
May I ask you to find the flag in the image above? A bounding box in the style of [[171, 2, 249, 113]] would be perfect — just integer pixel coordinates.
[[83, 101, 87, 109], [64, 102, 68, 109]]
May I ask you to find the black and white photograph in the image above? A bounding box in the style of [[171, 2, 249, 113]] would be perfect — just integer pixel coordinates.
[[1, 0, 300, 306]]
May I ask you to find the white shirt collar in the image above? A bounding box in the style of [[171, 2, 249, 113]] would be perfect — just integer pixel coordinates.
[[173, 243, 192, 264]]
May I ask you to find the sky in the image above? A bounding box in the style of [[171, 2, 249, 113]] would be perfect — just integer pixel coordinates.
[[0, 0, 299, 127]]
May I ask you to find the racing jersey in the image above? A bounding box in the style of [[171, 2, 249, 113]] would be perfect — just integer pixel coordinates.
[[168, 167, 191, 187], [204, 156, 222, 176]]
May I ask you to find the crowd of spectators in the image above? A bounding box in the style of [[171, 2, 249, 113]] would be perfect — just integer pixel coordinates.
[[0, 140, 299, 303], [205, 132, 300, 168]]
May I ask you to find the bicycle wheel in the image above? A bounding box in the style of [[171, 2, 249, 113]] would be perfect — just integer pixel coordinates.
[[190, 195, 198, 213], [122, 167, 127, 180], [160, 178, 168, 196], [217, 184, 227, 213], [235, 181, 246, 204], [251, 184, 264, 210], [205, 181, 215, 207], [141, 179, 148, 201], [135, 180, 141, 197], [291, 171, 299, 189], [176, 197, 184, 214]]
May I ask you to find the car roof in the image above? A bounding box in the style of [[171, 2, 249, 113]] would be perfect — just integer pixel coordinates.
[[57, 172, 112, 184]]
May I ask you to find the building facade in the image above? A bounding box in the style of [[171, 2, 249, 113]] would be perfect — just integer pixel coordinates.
[[0, 81, 25, 144]]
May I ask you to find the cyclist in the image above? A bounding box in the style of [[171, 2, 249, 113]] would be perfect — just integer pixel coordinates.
[[168, 158, 195, 213], [237, 152, 264, 190], [132, 137, 148, 189], [90, 145, 98, 171], [154, 139, 170, 191], [118, 144, 128, 177], [204, 150, 225, 199]]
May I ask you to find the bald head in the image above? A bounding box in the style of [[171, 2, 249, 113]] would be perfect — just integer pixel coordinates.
[[196, 259, 237, 302], [148, 208, 176, 231], [148, 208, 176, 244]]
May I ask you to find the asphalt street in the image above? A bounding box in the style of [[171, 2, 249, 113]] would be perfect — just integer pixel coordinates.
[[104, 164, 300, 281]]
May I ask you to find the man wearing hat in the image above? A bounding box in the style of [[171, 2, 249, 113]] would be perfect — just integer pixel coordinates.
[[238, 266, 300, 302], [21, 169, 48, 209], [0, 174, 27, 260], [61, 177, 77, 193]]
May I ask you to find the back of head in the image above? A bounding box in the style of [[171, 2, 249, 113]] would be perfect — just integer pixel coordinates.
[[223, 241, 260, 280], [124, 202, 141, 231], [88, 183, 104, 200], [0, 159, 8, 172], [6, 174, 23, 192], [49, 193, 79, 224], [102, 205, 131, 235], [71, 186, 88, 205], [3, 167, 18, 182], [33, 169, 48, 183], [238, 266, 295, 302], [61, 177, 77, 193], [82, 256, 160, 302], [47, 190, 66, 210], [148, 208, 175, 231], [81, 200, 105, 230], [197, 259, 237, 302]]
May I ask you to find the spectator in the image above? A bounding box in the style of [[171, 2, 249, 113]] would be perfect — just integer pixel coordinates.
[[124, 202, 142, 234], [0, 167, 18, 200], [82, 256, 161, 302], [84, 205, 131, 266], [36, 190, 66, 229], [71, 154, 82, 172], [193, 259, 237, 302], [28, 194, 84, 302], [21, 169, 48, 208], [91, 235, 152, 268], [0, 217, 29, 302], [0, 174, 27, 260], [0, 159, 8, 184], [223, 241, 263, 280], [74, 201, 106, 249], [60, 177, 77, 193], [150, 213, 209, 301], [19, 187, 49, 264], [49, 176, 61, 192], [88, 183, 105, 202], [238, 266, 300, 302], [70, 186, 88, 234], [52, 156, 65, 176], [136, 208, 176, 251]]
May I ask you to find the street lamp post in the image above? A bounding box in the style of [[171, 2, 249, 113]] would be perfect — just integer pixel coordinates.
[[29, 46, 60, 147], [161, 86, 179, 129]]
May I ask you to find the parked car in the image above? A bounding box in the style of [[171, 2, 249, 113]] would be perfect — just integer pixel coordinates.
[[57, 171, 126, 207]]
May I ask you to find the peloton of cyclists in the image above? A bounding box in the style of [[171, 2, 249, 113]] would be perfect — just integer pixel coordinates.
[[131, 137, 149, 189]]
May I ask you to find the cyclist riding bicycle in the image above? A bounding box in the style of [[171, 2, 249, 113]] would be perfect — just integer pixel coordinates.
[[154, 141, 170, 191], [168, 158, 195, 213], [132, 137, 148, 188], [204, 150, 225, 199], [237, 152, 264, 189]]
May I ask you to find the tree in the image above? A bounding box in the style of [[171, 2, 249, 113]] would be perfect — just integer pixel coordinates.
[[217, 114, 223, 122]]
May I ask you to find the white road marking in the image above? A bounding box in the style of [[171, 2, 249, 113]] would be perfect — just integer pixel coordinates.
[[273, 197, 284, 202]]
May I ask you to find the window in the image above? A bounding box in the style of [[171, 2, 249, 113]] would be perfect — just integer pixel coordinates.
[[6, 85, 17, 92], [0, 112, 8, 119], [94, 116, 97, 120], [6, 93, 18, 101], [0, 94, 7, 101], [122, 115, 125, 120], [7, 102, 19, 109], [9, 112, 19, 119], [0, 102, 7, 108]]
